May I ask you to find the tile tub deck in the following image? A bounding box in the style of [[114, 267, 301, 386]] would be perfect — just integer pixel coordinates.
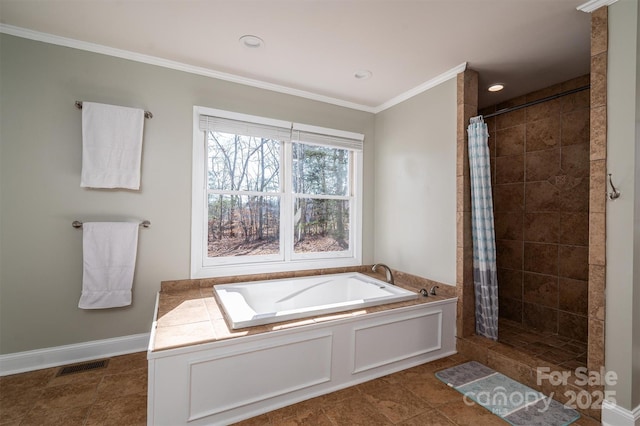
[[150, 269, 456, 353]]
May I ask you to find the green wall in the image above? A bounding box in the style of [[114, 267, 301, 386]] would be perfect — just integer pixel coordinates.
[[0, 34, 375, 353], [606, 0, 640, 412], [373, 80, 457, 285]]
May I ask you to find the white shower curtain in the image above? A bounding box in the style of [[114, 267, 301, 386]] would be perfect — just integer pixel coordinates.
[[468, 116, 499, 340]]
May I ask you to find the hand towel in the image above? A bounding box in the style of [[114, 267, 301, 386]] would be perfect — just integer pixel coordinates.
[[81, 102, 145, 190], [79, 222, 139, 309]]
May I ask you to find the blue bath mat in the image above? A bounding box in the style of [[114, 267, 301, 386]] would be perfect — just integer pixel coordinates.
[[435, 361, 580, 426]]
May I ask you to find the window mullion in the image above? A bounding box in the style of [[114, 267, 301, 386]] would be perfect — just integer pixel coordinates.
[[292, 193, 350, 201], [282, 140, 293, 261], [201, 131, 209, 265], [207, 189, 282, 197]]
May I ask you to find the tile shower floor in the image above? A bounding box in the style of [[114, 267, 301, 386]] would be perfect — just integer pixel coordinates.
[[0, 352, 600, 426], [497, 319, 588, 371]]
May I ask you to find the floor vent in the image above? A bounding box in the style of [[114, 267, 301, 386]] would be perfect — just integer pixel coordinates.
[[56, 359, 109, 376]]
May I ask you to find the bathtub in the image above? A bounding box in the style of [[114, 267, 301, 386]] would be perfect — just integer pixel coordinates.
[[214, 272, 418, 329], [148, 274, 457, 425]]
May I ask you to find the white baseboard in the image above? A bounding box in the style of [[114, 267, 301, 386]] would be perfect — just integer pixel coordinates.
[[0, 333, 150, 376], [602, 399, 640, 426]]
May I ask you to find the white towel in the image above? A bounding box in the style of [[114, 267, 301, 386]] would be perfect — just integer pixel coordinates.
[[79, 222, 139, 309], [81, 102, 145, 190]]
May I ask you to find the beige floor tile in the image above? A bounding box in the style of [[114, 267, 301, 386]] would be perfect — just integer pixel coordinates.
[[397, 408, 457, 426], [278, 409, 334, 425], [107, 352, 148, 374], [402, 374, 462, 406], [19, 406, 90, 426], [322, 393, 393, 425], [85, 393, 146, 426], [97, 369, 147, 399], [0, 350, 601, 425], [0, 387, 42, 424], [0, 368, 55, 390], [360, 381, 430, 423], [435, 398, 510, 426], [32, 379, 101, 411]]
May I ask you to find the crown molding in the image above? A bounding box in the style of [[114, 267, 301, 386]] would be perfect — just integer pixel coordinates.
[[0, 24, 379, 113], [577, 0, 619, 13], [0, 24, 467, 115], [373, 62, 467, 113]]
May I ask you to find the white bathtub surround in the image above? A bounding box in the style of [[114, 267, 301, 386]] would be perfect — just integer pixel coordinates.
[[215, 272, 418, 329], [148, 273, 457, 425]]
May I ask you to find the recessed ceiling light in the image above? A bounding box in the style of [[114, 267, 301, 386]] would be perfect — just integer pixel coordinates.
[[488, 83, 505, 92], [239, 35, 264, 49], [354, 70, 373, 80]]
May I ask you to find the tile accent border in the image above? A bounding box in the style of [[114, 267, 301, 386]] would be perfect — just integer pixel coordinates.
[[160, 265, 456, 298], [456, 69, 478, 338], [587, 5, 607, 377]]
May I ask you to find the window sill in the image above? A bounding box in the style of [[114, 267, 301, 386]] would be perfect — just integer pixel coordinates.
[[191, 257, 362, 279]]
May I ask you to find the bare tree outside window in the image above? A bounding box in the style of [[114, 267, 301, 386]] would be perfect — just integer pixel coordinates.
[[205, 127, 354, 260], [207, 131, 281, 257], [292, 143, 350, 253], [193, 108, 362, 277]]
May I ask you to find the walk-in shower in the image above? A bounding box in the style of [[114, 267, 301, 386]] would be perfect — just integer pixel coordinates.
[[477, 76, 591, 369]]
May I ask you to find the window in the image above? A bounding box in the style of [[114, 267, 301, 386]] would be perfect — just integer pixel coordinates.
[[191, 107, 363, 278]]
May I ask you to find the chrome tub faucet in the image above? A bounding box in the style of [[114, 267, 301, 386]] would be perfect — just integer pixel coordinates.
[[372, 263, 394, 285]]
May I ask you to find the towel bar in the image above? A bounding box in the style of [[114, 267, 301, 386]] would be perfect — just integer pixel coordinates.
[[75, 101, 153, 119], [73, 220, 151, 228]]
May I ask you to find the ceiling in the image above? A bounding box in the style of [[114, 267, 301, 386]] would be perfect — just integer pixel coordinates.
[[0, 0, 592, 112]]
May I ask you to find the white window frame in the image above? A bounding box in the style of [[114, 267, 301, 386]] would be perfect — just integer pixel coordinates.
[[191, 106, 363, 278]]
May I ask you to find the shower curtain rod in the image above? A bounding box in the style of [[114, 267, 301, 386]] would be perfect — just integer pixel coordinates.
[[475, 85, 590, 120]]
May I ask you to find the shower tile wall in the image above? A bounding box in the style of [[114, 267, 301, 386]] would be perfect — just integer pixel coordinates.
[[480, 75, 590, 343]]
